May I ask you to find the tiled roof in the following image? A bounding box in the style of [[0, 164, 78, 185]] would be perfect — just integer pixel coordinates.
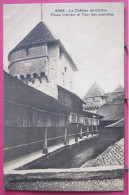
[[114, 84, 124, 92], [105, 118, 124, 128], [83, 83, 105, 99], [9, 21, 56, 55], [8, 21, 78, 71], [58, 85, 85, 104], [82, 138, 124, 167], [96, 103, 124, 121]]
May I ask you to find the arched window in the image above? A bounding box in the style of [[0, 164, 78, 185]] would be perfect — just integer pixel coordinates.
[[40, 72, 45, 77], [26, 74, 31, 79], [20, 75, 24, 80], [33, 73, 38, 78]]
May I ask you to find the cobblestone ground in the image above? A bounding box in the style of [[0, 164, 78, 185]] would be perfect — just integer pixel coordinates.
[[5, 178, 123, 191], [82, 138, 124, 167], [4, 139, 124, 191]]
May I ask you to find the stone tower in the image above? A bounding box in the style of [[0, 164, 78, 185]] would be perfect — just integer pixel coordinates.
[[8, 21, 77, 99], [83, 82, 106, 113]]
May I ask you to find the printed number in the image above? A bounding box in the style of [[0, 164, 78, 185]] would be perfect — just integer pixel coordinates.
[[55, 9, 65, 12]]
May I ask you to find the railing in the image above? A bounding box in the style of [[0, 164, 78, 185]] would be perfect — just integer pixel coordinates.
[[4, 102, 100, 159], [42, 125, 100, 154], [67, 113, 100, 126]]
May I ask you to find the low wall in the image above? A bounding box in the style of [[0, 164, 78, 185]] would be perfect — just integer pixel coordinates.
[[17, 137, 105, 169], [4, 127, 65, 162], [100, 127, 124, 145], [4, 165, 123, 181]]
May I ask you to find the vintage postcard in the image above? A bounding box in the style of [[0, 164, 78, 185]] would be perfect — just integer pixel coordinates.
[[3, 2, 124, 191]]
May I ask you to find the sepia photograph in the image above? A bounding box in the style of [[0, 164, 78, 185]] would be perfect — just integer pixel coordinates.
[[3, 2, 124, 191]]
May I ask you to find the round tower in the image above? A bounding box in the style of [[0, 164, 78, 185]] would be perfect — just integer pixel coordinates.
[[8, 21, 57, 83], [8, 21, 78, 99], [8, 21, 59, 99]]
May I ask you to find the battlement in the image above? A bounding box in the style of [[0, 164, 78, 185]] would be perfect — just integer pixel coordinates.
[[15, 72, 49, 85]]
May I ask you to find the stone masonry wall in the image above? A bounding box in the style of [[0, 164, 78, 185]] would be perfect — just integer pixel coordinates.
[[8, 43, 60, 99], [9, 57, 48, 77], [25, 43, 59, 99], [9, 44, 48, 64], [58, 51, 74, 92], [47, 43, 59, 99], [9, 44, 48, 78]]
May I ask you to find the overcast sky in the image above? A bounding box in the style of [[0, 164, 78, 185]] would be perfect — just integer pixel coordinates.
[[3, 3, 124, 98]]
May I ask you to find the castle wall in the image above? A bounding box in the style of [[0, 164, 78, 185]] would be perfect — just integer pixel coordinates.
[[9, 44, 49, 78], [9, 44, 48, 63], [8, 42, 60, 99], [100, 127, 124, 144], [27, 77, 58, 99], [85, 97, 103, 107], [105, 91, 124, 104], [47, 42, 59, 99], [58, 51, 74, 91], [84, 96, 103, 113], [8, 40, 76, 99], [25, 42, 59, 99], [85, 96, 102, 103], [9, 57, 48, 77]]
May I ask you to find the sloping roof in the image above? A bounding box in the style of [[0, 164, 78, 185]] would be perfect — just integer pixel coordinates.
[[82, 138, 124, 167], [96, 103, 124, 121], [58, 85, 85, 104], [83, 83, 105, 99], [4, 71, 70, 115], [114, 84, 124, 92], [8, 21, 78, 71], [105, 118, 124, 128], [83, 111, 103, 119], [9, 21, 56, 56]]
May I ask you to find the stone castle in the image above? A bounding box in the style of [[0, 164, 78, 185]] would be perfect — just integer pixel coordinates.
[[83, 83, 124, 113], [8, 21, 78, 99]]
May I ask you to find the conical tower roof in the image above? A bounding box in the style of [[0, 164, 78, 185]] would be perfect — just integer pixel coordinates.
[[9, 21, 56, 57], [83, 83, 105, 99], [8, 21, 78, 71], [114, 84, 124, 92]]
